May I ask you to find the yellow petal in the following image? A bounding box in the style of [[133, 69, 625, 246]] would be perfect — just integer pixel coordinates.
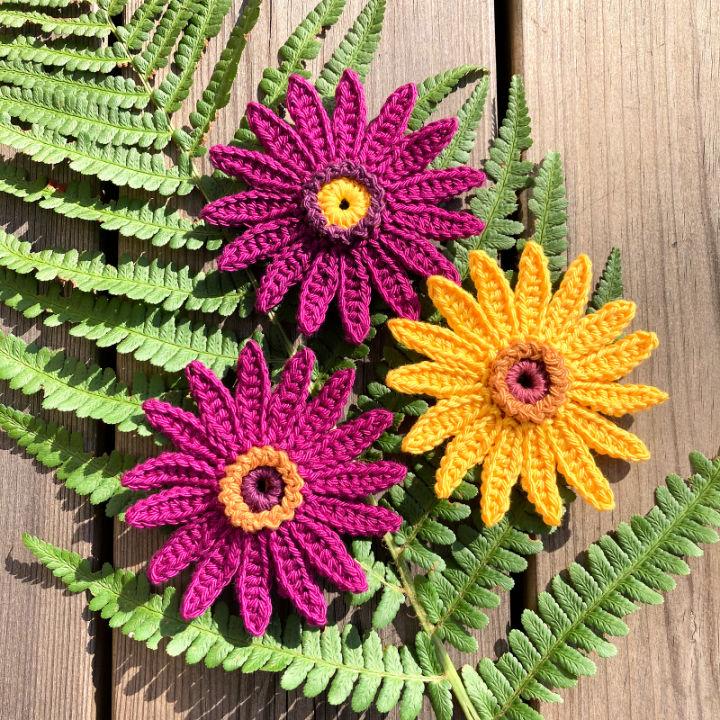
[[403, 393, 496, 454], [388, 318, 487, 367], [548, 415, 615, 511], [435, 413, 501, 498], [569, 330, 659, 382], [560, 402, 650, 461], [515, 241, 551, 335], [560, 300, 636, 358], [480, 418, 523, 526], [521, 423, 563, 526], [386, 362, 482, 399], [569, 381, 668, 417], [468, 251, 518, 342], [427, 276, 497, 350], [542, 254, 592, 339]]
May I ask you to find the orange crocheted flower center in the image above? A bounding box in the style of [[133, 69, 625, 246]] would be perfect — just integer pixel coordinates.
[[488, 341, 569, 423], [316, 176, 372, 228], [218, 445, 304, 532]]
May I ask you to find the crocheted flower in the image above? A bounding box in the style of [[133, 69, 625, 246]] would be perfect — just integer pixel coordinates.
[[200, 69, 486, 343], [385, 242, 668, 527], [122, 341, 404, 635]]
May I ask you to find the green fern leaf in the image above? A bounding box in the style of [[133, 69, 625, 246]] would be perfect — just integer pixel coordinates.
[[469, 74, 533, 253], [589, 247, 623, 311], [315, 0, 386, 97], [0, 36, 127, 73], [0, 9, 111, 38], [117, 0, 169, 51], [0, 0, 77, 8]]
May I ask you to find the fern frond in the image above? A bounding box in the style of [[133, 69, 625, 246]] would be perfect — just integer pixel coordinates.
[[24, 533, 435, 719], [0, 402, 135, 510], [408, 65, 485, 132], [462, 453, 720, 719], [589, 247, 623, 311], [117, 0, 169, 51], [0, 0, 78, 8], [0, 9, 111, 38], [0, 117, 194, 195], [470, 74, 533, 253], [0, 60, 150, 109], [0, 37, 127, 73], [315, 0, 386, 97]]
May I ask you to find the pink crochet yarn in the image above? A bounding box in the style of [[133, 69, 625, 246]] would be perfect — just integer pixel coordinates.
[[122, 341, 405, 636], [201, 69, 486, 344]]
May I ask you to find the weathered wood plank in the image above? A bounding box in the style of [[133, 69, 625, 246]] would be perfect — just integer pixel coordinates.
[[513, 1, 720, 717]]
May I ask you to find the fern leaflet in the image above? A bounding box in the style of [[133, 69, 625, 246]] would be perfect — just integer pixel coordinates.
[[589, 247, 623, 311], [0, 37, 127, 73], [0, 9, 112, 38]]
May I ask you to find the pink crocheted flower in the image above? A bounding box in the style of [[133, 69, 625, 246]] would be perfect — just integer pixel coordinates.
[[122, 341, 404, 635], [201, 69, 486, 343]]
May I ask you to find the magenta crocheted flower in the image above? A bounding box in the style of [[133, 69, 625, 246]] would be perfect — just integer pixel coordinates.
[[122, 341, 404, 635], [200, 69, 486, 343]]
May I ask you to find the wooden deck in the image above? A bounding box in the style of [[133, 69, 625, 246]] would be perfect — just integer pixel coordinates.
[[1, 1, 719, 718]]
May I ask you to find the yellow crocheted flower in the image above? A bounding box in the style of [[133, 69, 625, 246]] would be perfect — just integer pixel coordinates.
[[386, 242, 668, 527]]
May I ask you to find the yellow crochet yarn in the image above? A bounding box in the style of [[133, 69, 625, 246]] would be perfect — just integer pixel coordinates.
[[316, 176, 371, 228], [386, 242, 668, 527]]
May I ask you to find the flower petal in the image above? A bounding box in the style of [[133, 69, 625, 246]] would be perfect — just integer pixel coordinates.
[[255, 241, 315, 312], [308, 460, 407, 498], [297, 250, 340, 335], [290, 519, 367, 593], [125, 486, 216, 529], [436, 413, 502, 498], [560, 402, 650, 461], [122, 451, 219, 491], [521, 424, 562, 527], [270, 525, 327, 626], [209, 145, 300, 190], [306, 408, 392, 463], [386, 166, 486, 203], [246, 101, 314, 171], [514, 241, 551, 336], [402, 394, 496, 454], [548, 415, 615, 511], [286, 74, 335, 163], [236, 533, 273, 637], [542, 253, 592, 339], [180, 530, 243, 620], [382, 229, 460, 283], [569, 331, 660, 382], [568, 381, 668, 417], [267, 347, 315, 444], [391, 204, 485, 240], [560, 300, 636, 358], [234, 340, 270, 446], [366, 240, 420, 318], [338, 249, 372, 344], [299, 496, 402, 536], [386, 361, 483, 399], [480, 418, 523, 526], [385, 118, 458, 178], [333, 69, 367, 158], [200, 190, 294, 227], [468, 251, 518, 340]]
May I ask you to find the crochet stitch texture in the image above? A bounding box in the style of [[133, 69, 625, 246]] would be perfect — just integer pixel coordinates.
[[386, 242, 668, 527], [201, 69, 486, 343], [122, 341, 405, 635]]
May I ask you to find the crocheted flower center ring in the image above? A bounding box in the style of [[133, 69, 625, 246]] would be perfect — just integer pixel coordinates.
[[218, 445, 304, 532], [488, 341, 569, 423]]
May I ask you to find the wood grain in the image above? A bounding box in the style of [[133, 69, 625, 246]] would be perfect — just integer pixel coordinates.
[[512, 0, 720, 717]]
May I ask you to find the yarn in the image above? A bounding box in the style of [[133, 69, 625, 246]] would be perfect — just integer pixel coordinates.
[[386, 241, 668, 527], [122, 341, 406, 635], [201, 69, 487, 344]]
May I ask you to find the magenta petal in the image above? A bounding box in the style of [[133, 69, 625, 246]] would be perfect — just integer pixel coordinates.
[[362, 83, 417, 172], [366, 241, 420, 318], [200, 190, 295, 227], [381, 228, 460, 283], [267, 347, 315, 445], [385, 118, 458, 179], [236, 533, 273, 637], [125, 486, 216, 529], [386, 167, 486, 203], [392, 205, 485, 240], [286, 74, 335, 164], [297, 251, 340, 335], [338, 250, 371, 344], [290, 520, 367, 593], [299, 496, 402, 536], [246, 102, 314, 172], [308, 460, 407, 498], [270, 525, 327, 626], [122, 451, 219, 491], [311, 408, 393, 463], [180, 530, 243, 620], [234, 340, 270, 447], [333, 69, 367, 159], [255, 241, 315, 312], [208, 145, 299, 191]]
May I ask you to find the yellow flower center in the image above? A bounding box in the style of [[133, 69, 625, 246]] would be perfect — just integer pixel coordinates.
[[218, 445, 304, 532], [316, 176, 371, 228]]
